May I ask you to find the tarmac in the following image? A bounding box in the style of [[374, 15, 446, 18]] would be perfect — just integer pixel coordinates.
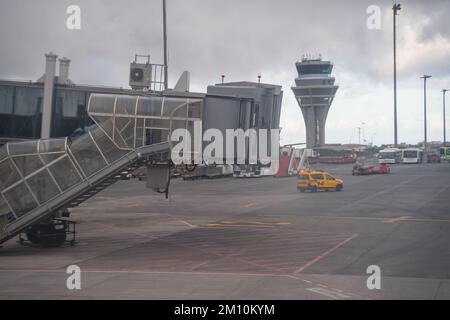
[[1, 162, 450, 299]]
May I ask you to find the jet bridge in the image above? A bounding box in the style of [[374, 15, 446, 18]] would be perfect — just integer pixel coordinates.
[[0, 94, 202, 246]]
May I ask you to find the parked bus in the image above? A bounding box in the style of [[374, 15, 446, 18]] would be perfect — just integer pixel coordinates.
[[440, 147, 450, 162], [402, 148, 424, 164], [378, 148, 402, 164]]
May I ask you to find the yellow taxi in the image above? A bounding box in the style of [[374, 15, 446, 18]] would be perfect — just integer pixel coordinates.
[[297, 169, 344, 193]]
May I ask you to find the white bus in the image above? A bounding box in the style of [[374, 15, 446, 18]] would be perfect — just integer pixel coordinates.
[[402, 148, 424, 164], [378, 148, 402, 164]]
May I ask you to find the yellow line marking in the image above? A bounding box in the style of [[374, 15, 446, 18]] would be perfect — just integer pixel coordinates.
[[221, 220, 277, 225], [393, 217, 450, 223], [202, 220, 290, 228], [383, 215, 413, 223], [241, 202, 257, 208], [302, 215, 450, 224], [243, 220, 290, 226], [202, 224, 276, 228], [220, 220, 290, 226], [203, 223, 222, 227]]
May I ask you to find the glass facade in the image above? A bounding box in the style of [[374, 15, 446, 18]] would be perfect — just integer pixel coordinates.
[[0, 86, 14, 114], [0, 84, 94, 140], [52, 89, 91, 138], [297, 97, 333, 105], [293, 87, 336, 96], [0, 85, 43, 139], [296, 63, 333, 75], [295, 78, 335, 86]]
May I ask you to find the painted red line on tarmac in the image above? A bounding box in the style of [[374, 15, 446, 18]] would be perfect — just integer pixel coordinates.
[[293, 233, 358, 274], [0, 269, 287, 278]]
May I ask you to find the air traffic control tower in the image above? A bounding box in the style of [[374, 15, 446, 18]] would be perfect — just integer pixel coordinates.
[[291, 55, 338, 148]]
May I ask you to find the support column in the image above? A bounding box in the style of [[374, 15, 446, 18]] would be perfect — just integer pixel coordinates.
[[316, 106, 330, 146], [41, 52, 58, 139], [302, 107, 316, 148]]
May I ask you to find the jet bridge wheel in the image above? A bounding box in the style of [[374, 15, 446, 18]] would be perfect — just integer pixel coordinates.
[[25, 222, 67, 247]]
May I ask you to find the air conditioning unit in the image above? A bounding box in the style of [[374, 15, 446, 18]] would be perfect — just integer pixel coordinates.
[[129, 61, 152, 90]]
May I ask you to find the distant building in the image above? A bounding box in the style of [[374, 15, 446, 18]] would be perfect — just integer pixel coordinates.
[[291, 55, 338, 148], [418, 141, 444, 151]]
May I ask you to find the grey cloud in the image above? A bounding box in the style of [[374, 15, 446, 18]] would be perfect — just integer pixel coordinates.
[[1, 0, 448, 87]]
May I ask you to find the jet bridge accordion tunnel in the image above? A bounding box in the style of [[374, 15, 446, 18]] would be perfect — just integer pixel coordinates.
[[0, 94, 203, 246]]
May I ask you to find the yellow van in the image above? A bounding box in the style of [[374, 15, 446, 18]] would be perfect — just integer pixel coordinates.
[[297, 170, 344, 193]]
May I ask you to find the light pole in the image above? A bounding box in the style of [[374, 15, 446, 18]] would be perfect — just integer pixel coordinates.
[[420, 75, 431, 151], [371, 133, 376, 146], [443, 89, 449, 146], [162, 0, 168, 90], [361, 122, 366, 144], [357, 127, 361, 145], [393, 2, 401, 147]]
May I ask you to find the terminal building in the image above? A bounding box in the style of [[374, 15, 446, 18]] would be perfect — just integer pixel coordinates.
[[291, 55, 338, 148], [0, 53, 135, 144], [0, 53, 283, 162]]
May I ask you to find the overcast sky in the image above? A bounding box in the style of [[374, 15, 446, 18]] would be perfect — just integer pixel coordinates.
[[1, 0, 449, 146]]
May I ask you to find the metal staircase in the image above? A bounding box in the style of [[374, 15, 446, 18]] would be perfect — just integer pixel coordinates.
[[0, 93, 203, 246]]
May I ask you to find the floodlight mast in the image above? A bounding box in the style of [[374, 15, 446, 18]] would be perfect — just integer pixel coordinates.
[[163, 0, 168, 90], [443, 89, 449, 146], [393, 2, 401, 147], [420, 75, 432, 151]]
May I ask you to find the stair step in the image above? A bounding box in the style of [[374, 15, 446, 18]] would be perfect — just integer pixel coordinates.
[[57, 160, 149, 215]]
